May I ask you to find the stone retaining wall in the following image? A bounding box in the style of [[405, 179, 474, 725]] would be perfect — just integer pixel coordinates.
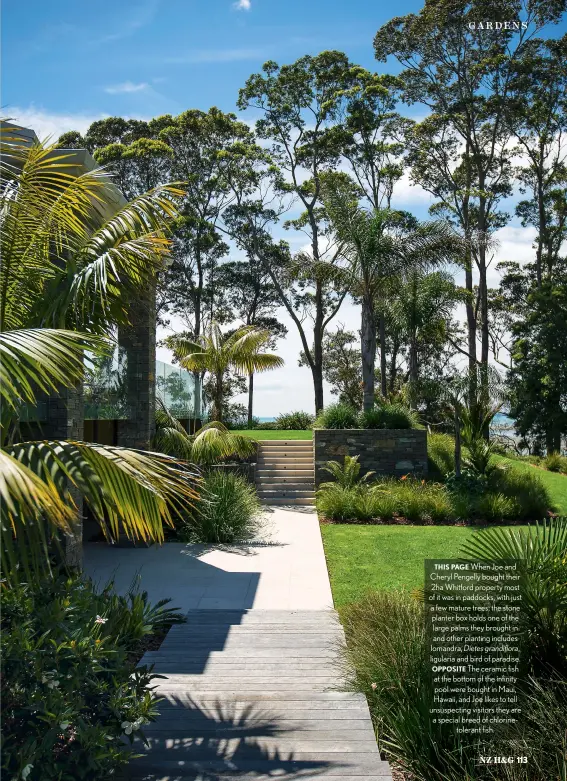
[[314, 429, 427, 487]]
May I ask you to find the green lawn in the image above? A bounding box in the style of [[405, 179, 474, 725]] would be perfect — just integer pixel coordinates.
[[497, 456, 567, 514], [321, 524, 528, 607], [238, 429, 313, 440]]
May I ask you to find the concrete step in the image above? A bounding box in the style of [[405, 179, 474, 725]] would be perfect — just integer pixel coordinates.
[[258, 439, 313, 450], [256, 469, 315, 483], [256, 464, 315, 480], [256, 477, 315, 491], [256, 476, 314, 486], [258, 448, 313, 455], [260, 496, 315, 506], [257, 456, 313, 464]]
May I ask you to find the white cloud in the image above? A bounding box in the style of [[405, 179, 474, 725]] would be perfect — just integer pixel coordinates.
[[233, 0, 251, 9], [104, 81, 149, 94], [4, 106, 106, 143], [390, 170, 435, 208]]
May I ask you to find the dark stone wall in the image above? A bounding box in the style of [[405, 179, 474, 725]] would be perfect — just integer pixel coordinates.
[[39, 386, 85, 568], [314, 429, 428, 487], [117, 286, 156, 450], [208, 463, 257, 484]]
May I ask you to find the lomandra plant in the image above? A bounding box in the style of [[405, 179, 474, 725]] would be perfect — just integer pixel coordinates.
[[179, 471, 264, 543], [275, 410, 314, 430], [339, 590, 480, 780], [314, 402, 359, 429]]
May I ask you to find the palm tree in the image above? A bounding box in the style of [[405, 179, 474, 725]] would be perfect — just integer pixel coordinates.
[[389, 270, 458, 409], [153, 399, 256, 464], [0, 126, 199, 583], [322, 180, 462, 411], [166, 322, 284, 422]]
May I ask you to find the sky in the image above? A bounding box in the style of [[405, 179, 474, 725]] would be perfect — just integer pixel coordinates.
[[3, 0, 565, 416]]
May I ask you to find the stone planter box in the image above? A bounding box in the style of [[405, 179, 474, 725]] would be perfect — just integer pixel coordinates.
[[207, 462, 256, 484], [314, 429, 427, 487]]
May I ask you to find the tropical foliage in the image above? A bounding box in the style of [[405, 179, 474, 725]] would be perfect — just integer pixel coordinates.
[[339, 518, 567, 781], [0, 127, 199, 583], [166, 322, 283, 421], [1, 573, 183, 781], [153, 399, 256, 465]]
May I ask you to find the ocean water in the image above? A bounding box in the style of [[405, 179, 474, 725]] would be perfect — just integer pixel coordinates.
[[493, 412, 514, 429]]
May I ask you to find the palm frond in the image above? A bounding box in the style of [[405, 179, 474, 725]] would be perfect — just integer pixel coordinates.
[[0, 328, 109, 411], [190, 422, 256, 465], [3, 440, 201, 572], [0, 448, 78, 583]]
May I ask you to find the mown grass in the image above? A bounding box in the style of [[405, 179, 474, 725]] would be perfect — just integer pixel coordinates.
[[237, 429, 313, 440], [321, 523, 529, 606]]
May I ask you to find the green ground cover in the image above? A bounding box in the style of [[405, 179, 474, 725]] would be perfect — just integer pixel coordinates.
[[321, 524, 529, 606], [238, 430, 313, 440], [497, 456, 567, 514]]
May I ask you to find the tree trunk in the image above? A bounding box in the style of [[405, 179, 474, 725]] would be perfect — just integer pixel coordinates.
[[408, 336, 418, 410], [313, 279, 325, 413], [546, 421, 561, 454], [193, 372, 202, 426], [379, 311, 387, 399], [477, 182, 490, 437], [361, 295, 377, 412], [312, 363, 324, 414], [388, 338, 399, 395], [212, 374, 223, 422], [462, 144, 477, 408], [454, 408, 462, 478], [247, 372, 254, 427]]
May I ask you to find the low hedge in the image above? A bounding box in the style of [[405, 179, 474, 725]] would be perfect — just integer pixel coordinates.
[[314, 401, 419, 430]]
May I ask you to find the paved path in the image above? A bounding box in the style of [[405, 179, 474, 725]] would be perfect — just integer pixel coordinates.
[[84, 508, 392, 780], [84, 507, 332, 611]]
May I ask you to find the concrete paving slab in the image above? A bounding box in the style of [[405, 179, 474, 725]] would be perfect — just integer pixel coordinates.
[[84, 507, 333, 612]]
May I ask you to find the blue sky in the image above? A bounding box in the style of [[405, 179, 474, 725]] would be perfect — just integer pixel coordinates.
[[3, 1, 565, 415], [3, 0, 420, 124]]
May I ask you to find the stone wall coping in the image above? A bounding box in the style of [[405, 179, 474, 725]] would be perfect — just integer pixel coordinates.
[[313, 428, 423, 432]]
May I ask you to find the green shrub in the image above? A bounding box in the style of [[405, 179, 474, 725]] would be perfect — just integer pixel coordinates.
[[358, 402, 417, 430], [316, 483, 367, 521], [496, 678, 567, 780], [543, 452, 567, 473], [357, 407, 384, 429], [427, 432, 456, 478], [1, 575, 183, 781], [474, 491, 520, 522], [490, 467, 551, 520], [395, 477, 453, 523], [317, 478, 452, 523], [461, 518, 567, 677], [275, 410, 314, 430], [340, 585, 567, 780], [179, 471, 264, 543], [314, 402, 359, 429]]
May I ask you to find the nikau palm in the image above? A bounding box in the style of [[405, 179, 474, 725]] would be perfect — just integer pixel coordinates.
[[322, 181, 462, 411], [0, 126, 199, 583], [166, 322, 283, 421]]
